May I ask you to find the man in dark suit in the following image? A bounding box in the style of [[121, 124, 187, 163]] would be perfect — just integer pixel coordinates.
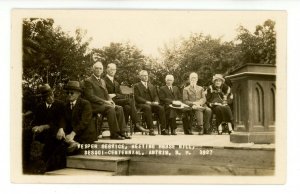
[[134, 70, 167, 136], [159, 74, 189, 135], [104, 63, 148, 133], [63, 81, 97, 145], [84, 62, 130, 140], [30, 84, 66, 172]]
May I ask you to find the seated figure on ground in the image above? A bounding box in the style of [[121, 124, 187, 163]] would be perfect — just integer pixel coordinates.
[[29, 84, 66, 173]]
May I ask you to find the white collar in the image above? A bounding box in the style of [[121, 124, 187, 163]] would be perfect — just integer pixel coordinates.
[[106, 74, 114, 82], [70, 100, 77, 105], [93, 74, 101, 80], [45, 102, 52, 108], [141, 81, 148, 87]]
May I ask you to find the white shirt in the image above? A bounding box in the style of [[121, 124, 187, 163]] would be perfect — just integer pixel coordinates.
[[106, 74, 114, 83], [141, 81, 148, 88], [45, 102, 52, 109], [93, 74, 101, 81], [70, 100, 77, 109]]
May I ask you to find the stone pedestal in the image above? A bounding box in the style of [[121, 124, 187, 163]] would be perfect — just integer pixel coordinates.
[[227, 64, 276, 144]]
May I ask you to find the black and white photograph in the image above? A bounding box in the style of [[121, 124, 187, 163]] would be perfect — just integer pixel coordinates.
[[11, 9, 286, 183]]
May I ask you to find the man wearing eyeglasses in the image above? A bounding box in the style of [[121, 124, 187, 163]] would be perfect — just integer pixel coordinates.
[[84, 61, 130, 140]]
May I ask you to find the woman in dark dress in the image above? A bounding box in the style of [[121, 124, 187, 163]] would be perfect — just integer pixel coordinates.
[[206, 74, 233, 134]]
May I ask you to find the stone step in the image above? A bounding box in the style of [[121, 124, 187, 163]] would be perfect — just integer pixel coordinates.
[[67, 155, 130, 175], [45, 168, 116, 176]]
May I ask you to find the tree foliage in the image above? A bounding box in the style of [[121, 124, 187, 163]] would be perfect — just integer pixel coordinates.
[[159, 33, 238, 87], [235, 19, 276, 65], [23, 18, 92, 90], [92, 42, 148, 86]]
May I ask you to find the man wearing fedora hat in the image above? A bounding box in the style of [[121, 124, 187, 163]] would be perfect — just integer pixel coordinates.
[[84, 62, 130, 140], [63, 81, 97, 146], [30, 84, 66, 172]]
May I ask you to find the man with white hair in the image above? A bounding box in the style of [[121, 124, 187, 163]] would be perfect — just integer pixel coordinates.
[[84, 61, 130, 140], [133, 70, 167, 136], [183, 72, 212, 135], [159, 74, 187, 135]]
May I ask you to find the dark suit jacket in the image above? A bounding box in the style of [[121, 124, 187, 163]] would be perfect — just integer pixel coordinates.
[[133, 82, 159, 104], [33, 99, 65, 138], [158, 85, 182, 107], [84, 75, 110, 111], [103, 76, 125, 100], [64, 97, 96, 144]]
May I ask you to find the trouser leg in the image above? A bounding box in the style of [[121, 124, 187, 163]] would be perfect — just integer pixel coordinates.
[[138, 104, 153, 129], [151, 104, 166, 129], [203, 107, 212, 132], [115, 105, 127, 133], [194, 110, 204, 126]]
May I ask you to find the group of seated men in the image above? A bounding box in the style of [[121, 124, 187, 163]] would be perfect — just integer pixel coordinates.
[[83, 61, 215, 138], [30, 61, 223, 146], [26, 61, 233, 172]]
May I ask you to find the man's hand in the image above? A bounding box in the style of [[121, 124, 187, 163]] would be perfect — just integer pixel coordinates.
[[65, 131, 76, 143], [32, 126, 41, 133], [104, 100, 115, 108], [146, 101, 152, 105], [32, 125, 49, 133], [56, 128, 65, 140]]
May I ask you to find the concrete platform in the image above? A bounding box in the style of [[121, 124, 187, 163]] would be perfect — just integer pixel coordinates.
[[95, 132, 275, 150]]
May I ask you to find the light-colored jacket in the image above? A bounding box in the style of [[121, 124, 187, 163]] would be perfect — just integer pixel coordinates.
[[183, 85, 207, 107]]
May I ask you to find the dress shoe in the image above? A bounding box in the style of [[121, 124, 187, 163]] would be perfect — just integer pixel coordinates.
[[161, 130, 169, 135], [197, 126, 204, 135], [184, 130, 193, 135], [110, 135, 125, 140], [171, 129, 177, 135], [67, 141, 80, 153], [134, 125, 149, 133], [149, 129, 156, 136], [119, 133, 132, 139]]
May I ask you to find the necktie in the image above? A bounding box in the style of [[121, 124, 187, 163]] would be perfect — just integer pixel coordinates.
[[145, 82, 147, 89], [169, 86, 173, 92], [47, 104, 51, 109], [70, 102, 74, 110]]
